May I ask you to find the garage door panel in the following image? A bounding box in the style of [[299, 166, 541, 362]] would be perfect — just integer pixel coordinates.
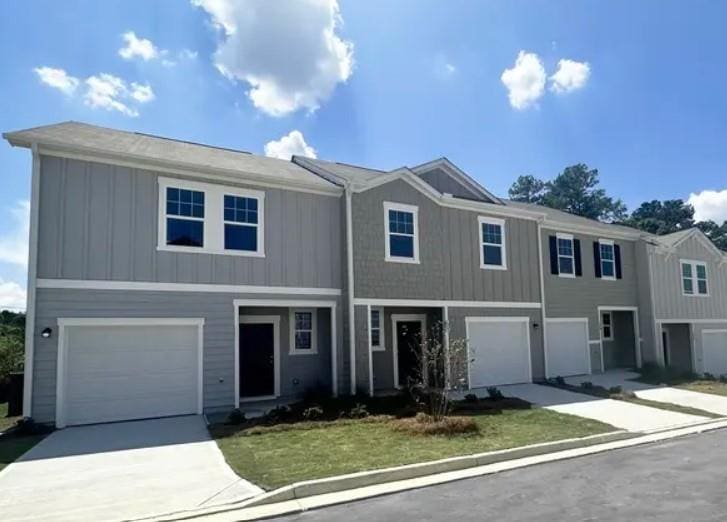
[[62, 323, 200, 427], [546, 319, 590, 377], [702, 331, 727, 376], [467, 319, 531, 388]]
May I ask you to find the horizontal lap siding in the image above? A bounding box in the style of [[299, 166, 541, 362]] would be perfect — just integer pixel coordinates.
[[32, 289, 342, 424], [36, 155, 343, 289]]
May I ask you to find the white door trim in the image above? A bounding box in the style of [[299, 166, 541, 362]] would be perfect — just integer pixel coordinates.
[[55, 317, 205, 429], [391, 314, 427, 390], [466, 316, 533, 388], [237, 315, 281, 404], [544, 317, 590, 378]]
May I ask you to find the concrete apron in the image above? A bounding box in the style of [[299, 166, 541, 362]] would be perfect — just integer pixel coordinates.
[[139, 418, 727, 522]]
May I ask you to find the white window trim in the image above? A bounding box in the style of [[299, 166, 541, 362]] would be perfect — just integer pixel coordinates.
[[384, 201, 420, 264], [289, 308, 318, 355], [478, 216, 507, 270], [601, 311, 614, 340], [370, 306, 385, 352], [158, 177, 265, 257], [680, 259, 709, 297], [556, 232, 576, 278], [598, 239, 616, 281]]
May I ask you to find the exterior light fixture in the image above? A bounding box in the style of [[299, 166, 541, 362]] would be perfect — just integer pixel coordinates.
[[41, 327, 52, 338]]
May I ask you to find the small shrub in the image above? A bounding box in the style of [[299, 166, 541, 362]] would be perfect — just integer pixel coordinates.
[[720, 375, 727, 384], [348, 402, 369, 419], [486, 386, 503, 399], [581, 381, 594, 389], [555, 376, 566, 386], [463, 394, 479, 403], [302, 405, 324, 420], [703, 373, 717, 381], [390, 413, 479, 436], [226, 409, 245, 425], [608, 386, 623, 395]]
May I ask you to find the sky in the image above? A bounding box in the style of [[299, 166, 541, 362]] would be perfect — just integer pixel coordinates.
[[1, 0, 727, 311]]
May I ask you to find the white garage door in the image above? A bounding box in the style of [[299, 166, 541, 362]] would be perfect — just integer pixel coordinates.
[[58, 320, 202, 427], [466, 318, 531, 388], [702, 330, 727, 376], [546, 319, 591, 378]]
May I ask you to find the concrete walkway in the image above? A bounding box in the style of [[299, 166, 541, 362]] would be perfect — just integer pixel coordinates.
[[0, 416, 262, 522], [500, 383, 707, 432], [566, 370, 727, 417]]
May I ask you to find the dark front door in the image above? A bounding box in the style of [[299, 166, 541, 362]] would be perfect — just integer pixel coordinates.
[[240, 323, 275, 398], [396, 321, 422, 387]]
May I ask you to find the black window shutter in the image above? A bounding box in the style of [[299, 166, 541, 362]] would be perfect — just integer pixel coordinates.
[[615, 244, 623, 279], [549, 236, 558, 274], [574, 239, 582, 276], [593, 242, 602, 278]]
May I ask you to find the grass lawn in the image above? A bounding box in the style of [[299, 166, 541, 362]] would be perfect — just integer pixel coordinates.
[[635, 370, 727, 398], [211, 409, 613, 490], [622, 396, 721, 419], [0, 402, 21, 433], [676, 381, 727, 397]]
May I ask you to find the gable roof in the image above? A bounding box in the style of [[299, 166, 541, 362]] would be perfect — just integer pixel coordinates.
[[291, 156, 387, 186], [652, 228, 726, 259], [411, 157, 503, 204], [4, 121, 338, 193]]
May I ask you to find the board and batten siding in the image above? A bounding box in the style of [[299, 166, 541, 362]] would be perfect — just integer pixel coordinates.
[[649, 236, 727, 320], [36, 155, 343, 289], [31, 288, 343, 424], [352, 179, 541, 303]]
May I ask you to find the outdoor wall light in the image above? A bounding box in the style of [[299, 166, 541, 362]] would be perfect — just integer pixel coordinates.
[[533, 322, 540, 330], [41, 327, 52, 338]]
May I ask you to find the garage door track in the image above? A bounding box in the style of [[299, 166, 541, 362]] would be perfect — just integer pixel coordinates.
[[0, 416, 262, 522]]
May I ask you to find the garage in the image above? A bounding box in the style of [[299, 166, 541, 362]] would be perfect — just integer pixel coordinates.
[[702, 330, 727, 376], [465, 317, 532, 388], [56, 318, 203, 428], [546, 318, 591, 377]]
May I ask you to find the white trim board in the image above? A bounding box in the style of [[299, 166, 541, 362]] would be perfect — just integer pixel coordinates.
[[54, 317, 204, 429], [37, 278, 342, 296], [353, 298, 541, 309], [289, 308, 318, 355], [237, 315, 281, 404], [657, 318, 727, 324]]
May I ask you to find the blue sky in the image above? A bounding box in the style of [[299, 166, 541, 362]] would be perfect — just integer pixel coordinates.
[[1, 0, 727, 310]]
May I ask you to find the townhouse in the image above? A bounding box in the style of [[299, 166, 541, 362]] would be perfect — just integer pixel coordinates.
[[4, 121, 726, 428]]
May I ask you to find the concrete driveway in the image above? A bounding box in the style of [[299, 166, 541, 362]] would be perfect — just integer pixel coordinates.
[[500, 383, 707, 432], [0, 416, 262, 522], [566, 370, 727, 417]]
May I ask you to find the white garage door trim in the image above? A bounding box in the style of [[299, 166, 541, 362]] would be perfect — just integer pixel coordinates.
[[465, 316, 532, 388], [545, 317, 591, 378], [702, 329, 727, 375], [55, 318, 204, 428]]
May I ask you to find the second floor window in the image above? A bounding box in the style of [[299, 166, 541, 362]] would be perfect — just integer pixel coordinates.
[[224, 195, 260, 252], [682, 260, 708, 296], [478, 216, 506, 269], [599, 241, 615, 279], [557, 235, 575, 276], [384, 202, 419, 263], [166, 187, 205, 247]]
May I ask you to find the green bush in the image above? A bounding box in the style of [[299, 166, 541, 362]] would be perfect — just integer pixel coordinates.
[[486, 386, 503, 399], [0, 312, 25, 397]]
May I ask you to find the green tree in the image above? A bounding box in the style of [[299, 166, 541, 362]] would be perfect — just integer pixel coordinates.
[[0, 311, 24, 385], [508, 175, 546, 203], [697, 220, 727, 251], [625, 199, 695, 234]]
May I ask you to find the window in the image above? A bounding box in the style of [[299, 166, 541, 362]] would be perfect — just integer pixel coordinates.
[[370, 308, 385, 351], [224, 195, 260, 253], [599, 240, 615, 279], [681, 260, 708, 296], [602, 312, 613, 340], [165, 187, 205, 247], [478, 216, 507, 270], [384, 202, 419, 263], [557, 234, 575, 277], [290, 309, 317, 354]]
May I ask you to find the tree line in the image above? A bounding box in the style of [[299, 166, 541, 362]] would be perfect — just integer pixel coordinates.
[[508, 164, 727, 250]]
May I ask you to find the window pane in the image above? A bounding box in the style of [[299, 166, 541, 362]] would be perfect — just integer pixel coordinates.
[[389, 210, 414, 235], [600, 244, 614, 260], [295, 312, 312, 330], [482, 223, 502, 245], [371, 328, 380, 346], [683, 277, 694, 294], [698, 280, 708, 294], [604, 325, 611, 338], [602, 313, 611, 326], [697, 264, 707, 279], [167, 218, 203, 247], [225, 195, 258, 224], [295, 331, 312, 350], [390, 234, 414, 258], [682, 263, 692, 278], [483, 244, 502, 266], [602, 260, 615, 277], [557, 238, 573, 256], [167, 188, 204, 218], [224, 224, 257, 251], [371, 310, 380, 328], [559, 256, 574, 274], [167, 187, 179, 202], [180, 189, 191, 203]]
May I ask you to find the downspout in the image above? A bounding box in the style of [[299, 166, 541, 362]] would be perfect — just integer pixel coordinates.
[[345, 184, 357, 395]]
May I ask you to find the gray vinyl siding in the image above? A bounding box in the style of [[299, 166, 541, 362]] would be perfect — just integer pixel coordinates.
[[31, 288, 342, 424], [352, 179, 541, 303], [648, 237, 727, 320], [542, 228, 640, 340], [36, 155, 343, 289], [635, 241, 658, 364], [417, 167, 483, 201]]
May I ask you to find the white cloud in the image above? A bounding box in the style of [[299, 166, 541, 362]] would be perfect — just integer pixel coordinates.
[[33, 67, 80, 95], [0, 279, 26, 311], [0, 200, 29, 267], [550, 59, 591, 93], [179, 49, 198, 60], [84, 74, 156, 117], [688, 189, 727, 223], [119, 31, 159, 61], [193, 0, 354, 117], [501, 51, 546, 109], [264, 130, 317, 160]]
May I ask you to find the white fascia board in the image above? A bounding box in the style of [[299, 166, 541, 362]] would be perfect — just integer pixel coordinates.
[[542, 221, 642, 241]]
